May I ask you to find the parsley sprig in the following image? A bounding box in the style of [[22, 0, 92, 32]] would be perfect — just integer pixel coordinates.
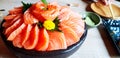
[[21, 1, 32, 13], [41, 0, 48, 5], [41, 0, 48, 10], [53, 17, 62, 32]]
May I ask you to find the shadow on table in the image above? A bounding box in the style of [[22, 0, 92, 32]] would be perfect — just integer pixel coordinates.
[[98, 24, 120, 57]]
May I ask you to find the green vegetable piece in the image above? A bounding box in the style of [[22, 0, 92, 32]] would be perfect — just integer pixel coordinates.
[[21, 1, 32, 13], [37, 21, 43, 28], [85, 16, 95, 26], [41, 0, 48, 10], [53, 17, 62, 32], [41, 0, 48, 5]]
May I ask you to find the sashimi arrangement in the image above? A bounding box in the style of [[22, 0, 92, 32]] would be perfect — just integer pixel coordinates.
[[1, 0, 85, 52]]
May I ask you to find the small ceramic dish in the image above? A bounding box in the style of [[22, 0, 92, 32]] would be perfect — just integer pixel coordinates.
[[82, 12, 101, 28]]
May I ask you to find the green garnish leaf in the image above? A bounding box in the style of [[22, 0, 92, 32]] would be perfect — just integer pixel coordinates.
[[37, 21, 43, 28], [53, 17, 62, 32], [41, 0, 48, 5], [41, 0, 48, 10], [21, 1, 32, 13]]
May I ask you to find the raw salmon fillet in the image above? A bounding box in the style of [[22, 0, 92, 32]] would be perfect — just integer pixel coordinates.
[[23, 25, 39, 50], [13, 24, 32, 48], [4, 15, 17, 21], [35, 28, 49, 51], [13, 25, 27, 48], [47, 31, 67, 51], [7, 23, 26, 41], [31, 2, 60, 22], [60, 24, 79, 46], [9, 6, 23, 15], [5, 18, 23, 37], [24, 9, 38, 24], [59, 7, 84, 38], [3, 14, 22, 28]]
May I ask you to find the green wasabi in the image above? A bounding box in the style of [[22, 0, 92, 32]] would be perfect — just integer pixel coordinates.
[[85, 16, 95, 26]]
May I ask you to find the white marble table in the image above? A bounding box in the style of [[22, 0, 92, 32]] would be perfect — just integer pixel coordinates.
[[0, 0, 119, 58]]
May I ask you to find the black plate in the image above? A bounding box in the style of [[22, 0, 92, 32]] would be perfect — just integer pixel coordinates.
[[0, 20, 87, 58]]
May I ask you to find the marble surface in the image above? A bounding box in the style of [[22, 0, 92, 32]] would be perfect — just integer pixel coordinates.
[[0, 0, 119, 58]]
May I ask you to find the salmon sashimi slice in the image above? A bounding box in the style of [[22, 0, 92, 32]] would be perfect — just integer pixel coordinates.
[[59, 8, 85, 37], [61, 19, 84, 37], [30, 3, 45, 22], [4, 18, 23, 37], [41, 3, 60, 21], [23, 25, 39, 50], [47, 31, 67, 51], [3, 14, 22, 28], [31, 2, 60, 22], [35, 28, 49, 51], [13, 25, 27, 48], [7, 23, 26, 41], [67, 12, 85, 37], [60, 24, 79, 46], [69, 12, 84, 28], [9, 6, 23, 15], [58, 6, 72, 21], [24, 9, 38, 24], [13, 34, 23, 48], [22, 24, 33, 45], [13, 24, 32, 48], [4, 15, 17, 21]]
